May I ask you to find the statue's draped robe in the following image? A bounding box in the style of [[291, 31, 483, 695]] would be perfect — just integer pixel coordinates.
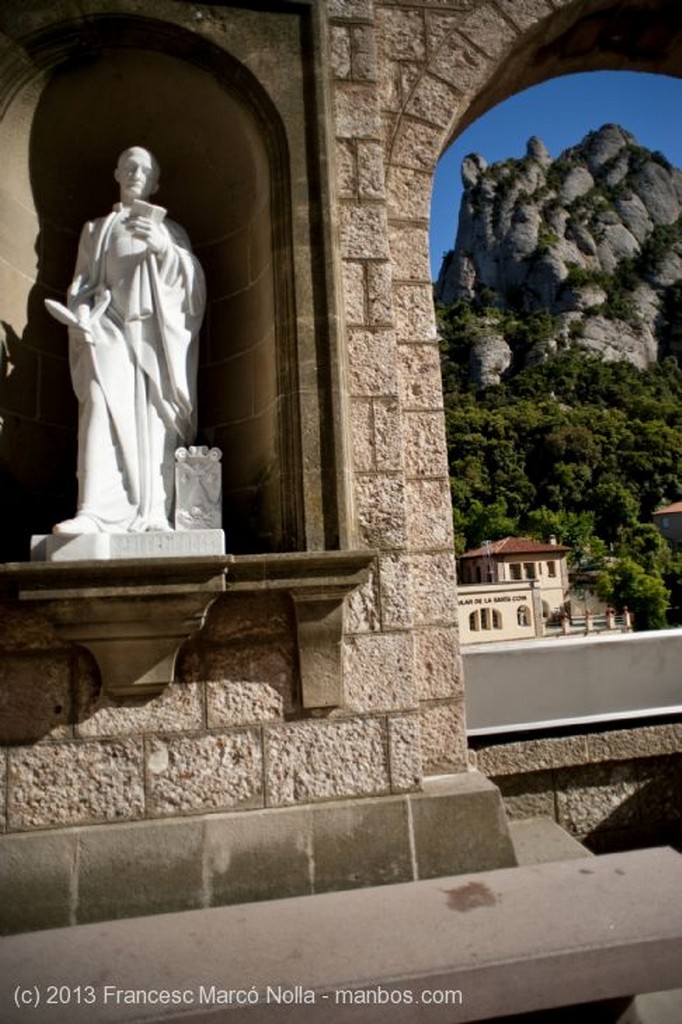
[[67, 205, 206, 531]]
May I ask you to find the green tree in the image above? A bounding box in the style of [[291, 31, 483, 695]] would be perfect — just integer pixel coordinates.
[[616, 523, 672, 575], [662, 552, 682, 627], [590, 481, 639, 545], [523, 507, 607, 567], [464, 498, 518, 551], [597, 558, 670, 631], [438, 299, 682, 626]]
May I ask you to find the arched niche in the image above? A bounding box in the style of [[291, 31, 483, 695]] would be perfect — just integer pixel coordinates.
[[0, 18, 301, 559]]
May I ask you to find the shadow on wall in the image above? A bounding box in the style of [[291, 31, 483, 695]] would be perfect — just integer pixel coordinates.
[[0, 313, 76, 560], [582, 763, 682, 855], [494, 758, 682, 855]]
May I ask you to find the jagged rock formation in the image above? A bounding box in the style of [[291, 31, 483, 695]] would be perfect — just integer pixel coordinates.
[[435, 124, 682, 385]]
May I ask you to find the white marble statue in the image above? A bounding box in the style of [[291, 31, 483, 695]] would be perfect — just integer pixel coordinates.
[[46, 147, 206, 534]]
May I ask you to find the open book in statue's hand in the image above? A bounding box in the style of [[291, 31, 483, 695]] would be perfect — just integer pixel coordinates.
[[45, 289, 111, 343]]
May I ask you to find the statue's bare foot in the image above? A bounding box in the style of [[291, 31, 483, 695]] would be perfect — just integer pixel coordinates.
[[52, 514, 99, 535]]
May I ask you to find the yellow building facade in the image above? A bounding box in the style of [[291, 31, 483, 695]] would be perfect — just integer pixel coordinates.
[[458, 538, 570, 645]]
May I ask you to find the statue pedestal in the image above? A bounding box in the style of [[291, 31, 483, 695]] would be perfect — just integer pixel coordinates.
[[30, 529, 225, 562]]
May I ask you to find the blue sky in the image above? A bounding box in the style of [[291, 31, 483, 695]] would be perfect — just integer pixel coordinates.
[[430, 71, 682, 278]]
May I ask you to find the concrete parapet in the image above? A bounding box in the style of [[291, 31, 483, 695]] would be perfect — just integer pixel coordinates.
[[464, 630, 682, 734]]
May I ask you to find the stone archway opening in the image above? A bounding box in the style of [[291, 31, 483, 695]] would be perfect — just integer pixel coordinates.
[[428, 0, 682, 277], [430, 68, 682, 282]]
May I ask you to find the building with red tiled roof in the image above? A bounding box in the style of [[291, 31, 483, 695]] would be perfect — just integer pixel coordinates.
[[458, 536, 570, 644], [652, 502, 682, 548], [461, 536, 571, 560]]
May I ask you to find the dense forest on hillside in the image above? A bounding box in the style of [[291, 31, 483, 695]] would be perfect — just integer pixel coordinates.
[[438, 301, 682, 628]]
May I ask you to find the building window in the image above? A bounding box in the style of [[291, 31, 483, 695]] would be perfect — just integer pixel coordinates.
[[524, 562, 536, 579], [510, 563, 522, 580], [470, 608, 502, 631], [517, 605, 530, 627], [547, 561, 557, 578]]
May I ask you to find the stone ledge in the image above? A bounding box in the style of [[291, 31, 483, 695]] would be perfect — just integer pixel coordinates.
[[509, 816, 593, 865], [0, 555, 229, 599], [0, 550, 377, 706], [226, 550, 376, 590], [1, 558, 226, 699], [1, 847, 681, 1022], [473, 722, 682, 776], [0, 770, 514, 935]]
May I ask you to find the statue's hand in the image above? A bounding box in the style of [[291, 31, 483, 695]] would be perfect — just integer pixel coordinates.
[[128, 216, 168, 256], [64, 290, 109, 346], [69, 304, 94, 345], [69, 323, 93, 346]]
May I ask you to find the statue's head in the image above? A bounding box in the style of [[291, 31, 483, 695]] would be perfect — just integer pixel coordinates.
[[114, 147, 160, 203]]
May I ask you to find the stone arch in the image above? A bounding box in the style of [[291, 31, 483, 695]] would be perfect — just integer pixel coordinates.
[[0, 14, 302, 558], [384, 0, 682, 230]]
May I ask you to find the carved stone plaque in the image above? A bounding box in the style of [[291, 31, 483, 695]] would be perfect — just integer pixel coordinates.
[[174, 446, 223, 531]]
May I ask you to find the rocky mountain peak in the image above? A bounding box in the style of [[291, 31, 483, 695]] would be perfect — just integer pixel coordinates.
[[435, 124, 682, 385], [526, 135, 551, 167]]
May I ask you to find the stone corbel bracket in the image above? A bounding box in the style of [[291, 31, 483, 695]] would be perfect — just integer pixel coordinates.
[[0, 556, 228, 699], [0, 551, 376, 706], [225, 551, 377, 711]]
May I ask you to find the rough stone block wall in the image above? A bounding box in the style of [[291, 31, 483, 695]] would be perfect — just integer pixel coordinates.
[[0, 598, 420, 834], [0, 0, 472, 850], [472, 724, 682, 852], [329, 0, 468, 776]]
